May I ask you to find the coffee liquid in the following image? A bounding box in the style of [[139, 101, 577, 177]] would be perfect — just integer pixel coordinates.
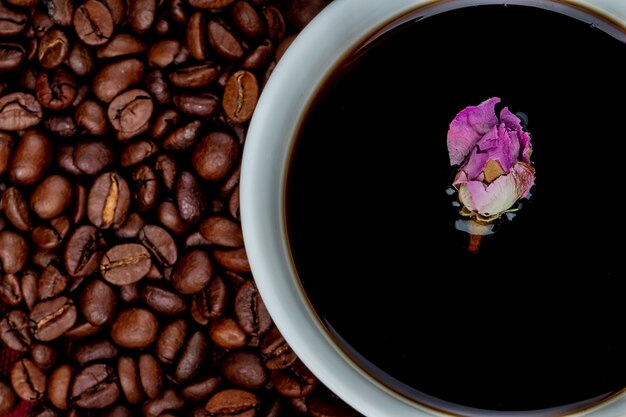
[[287, 4, 626, 415]]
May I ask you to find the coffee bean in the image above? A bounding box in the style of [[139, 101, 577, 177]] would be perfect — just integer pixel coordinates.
[[102, 404, 133, 417], [229, 184, 240, 220], [64, 320, 101, 340], [0, 42, 25, 72], [44, 0, 75, 26], [169, 63, 221, 89], [242, 39, 274, 70], [262, 6, 286, 42], [0, 93, 43, 132], [223, 70, 258, 123], [142, 389, 185, 417], [93, 58, 145, 103], [261, 326, 297, 370], [108, 89, 154, 140], [0, 309, 32, 352], [0, 272, 23, 307], [73, 0, 115, 46], [74, 338, 119, 365], [235, 281, 272, 337], [214, 247, 251, 273], [174, 330, 209, 383], [307, 389, 360, 417], [222, 350, 268, 390], [139, 353, 164, 398], [157, 319, 187, 365], [35, 67, 77, 111], [121, 140, 158, 167], [30, 175, 73, 219], [208, 20, 245, 60], [0, 1, 27, 37], [56, 144, 83, 176], [69, 41, 95, 76], [140, 284, 185, 316], [79, 279, 117, 326], [158, 200, 190, 235], [72, 184, 87, 226], [75, 100, 109, 136], [48, 364, 73, 410], [30, 342, 58, 371], [74, 140, 115, 175], [118, 356, 144, 404], [28, 405, 59, 417], [186, 12, 207, 60], [173, 93, 219, 117], [232, 1, 265, 39], [0, 132, 13, 175], [2, 186, 32, 231], [38, 29, 70, 69], [172, 249, 213, 294], [44, 114, 77, 138], [286, 0, 330, 30], [273, 360, 317, 398], [175, 171, 207, 224], [10, 357, 47, 401], [71, 363, 120, 409], [0, 230, 28, 274], [119, 282, 139, 303], [87, 172, 131, 229], [0, 381, 17, 415], [30, 296, 77, 341], [192, 131, 239, 182], [210, 316, 248, 349], [100, 243, 152, 285], [182, 375, 222, 402], [111, 308, 158, 348], [191, 274, 228, 324], [146, 69, 171, 105], [200, 216, 244, 247], [127, 0, 155, 34], [148, 38, 181, 68], [102, 0, 125, 24], [205, 389, 260, 417], [38, 263, 68, 300], [64, 225, 107, 278], [97, 33, 146, 58], [188, 0, 234, 8]]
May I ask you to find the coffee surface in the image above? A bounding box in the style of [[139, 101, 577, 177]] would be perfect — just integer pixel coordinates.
[[287, 4, 626, 413]]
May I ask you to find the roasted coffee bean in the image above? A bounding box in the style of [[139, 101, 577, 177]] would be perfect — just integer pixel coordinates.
[[121, 140, 158, 167], [192, 131, 239, 181], [210, 316, 248, 349], [286, 0, 330, 29], [94, 59, 145, 103], [28, 405, 59, 417], [151, 109, 178, 139], [64, 225, 106, 278], [261, 326, 297, 370], [56, 144, 83, 176], [139, 353, 163, 398], [102, 0, 125, 24], [119, 282, 139, 303], [75, 100, 109, 136], [70, 363, 120, 409], [148, 38, 181, 68], [0, 310, 32, 352], [214, 247, 251, 272], [44, 0, 75, 26], [141, 284, 186, 315], [73, 0, 115, 46], [69, 41, 95, 76], [30, 342, 58, 371], [273, 360, 317, 398], [0, 381, 16, 415], [263, 6, 286, 42], [145, 69, 171, 105], [38, 263, 68, 300], [169, 63, 221, 89], [162, 120, 201, 152], [111, 308, 158, 348], [208, 20, 245, 60], [232, 1, 265, 39], [175, 171, 206, 224], [0, 230, 28, 274], [8, 129, 52, 185], [0, 273, 23, 307], [0, 132, 13, 175], [108, 89, 154, 140], [21, 269, 38, 310], [0, 1, 27, 37], [131, 165, 159, 212], [10, 358, 47, 401], [79, 279, 117, 326], [235, 281, 272, 337], [307, 390, 360, 417], [185, 12, 206, 60], [64, 320, 101, 340], [205, 389, 260, 417], [188, 0, 234, 8], [0, 93, 43, 132], [242, 39, 274, 70], [127, 0, 155, 34], [173, 93, 219, 117], [200, 216, 244, 247], [100, 243, 152, 285], [30, 296, 77, 341], [223, 70, 259, 123], [48, 364, 73, 410], [191, 274, 228, 324], [74, 338, 119, 365], [142, 389, 185, 417], [30, 175, 73, 219], [38, 29, 70, 69], [157, 200, 189, 235], [172, 249, 213, 294], [186, 231, 212, 248], [0, 42, 25, 72], [118, 356, 144, 404], [35, 67, 77, 111], [181, 376, 222, 404], [174, 330, 209, 383], [74, 140, 115, 175], [157, 319, 187, 365], [229, 184, 240, 219], [222, 350, 267, 390], [2, 186, 32, 231], [97, 33, 146, 58], [115, 212, 145, 239], [88, 172, 131, 229], [44, 114, 77, 138]]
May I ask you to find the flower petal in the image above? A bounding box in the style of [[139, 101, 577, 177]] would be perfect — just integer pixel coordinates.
[[500, 106, 532, 164], [447, 97, 500, 165]]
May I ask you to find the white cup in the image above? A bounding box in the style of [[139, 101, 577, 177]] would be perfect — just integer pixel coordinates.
[[240, 1, 626, 416]]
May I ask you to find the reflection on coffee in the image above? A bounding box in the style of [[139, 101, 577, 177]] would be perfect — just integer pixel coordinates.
[[287, 4, 626, 414]]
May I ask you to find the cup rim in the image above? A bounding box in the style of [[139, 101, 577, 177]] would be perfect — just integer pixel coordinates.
[[240, 0, 626, 416]]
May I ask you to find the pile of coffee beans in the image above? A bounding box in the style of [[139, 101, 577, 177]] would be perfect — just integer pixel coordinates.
[[0, 0, 361, 415]]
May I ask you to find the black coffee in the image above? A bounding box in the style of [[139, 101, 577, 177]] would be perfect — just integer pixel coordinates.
[[287, 3, 626, 415]]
